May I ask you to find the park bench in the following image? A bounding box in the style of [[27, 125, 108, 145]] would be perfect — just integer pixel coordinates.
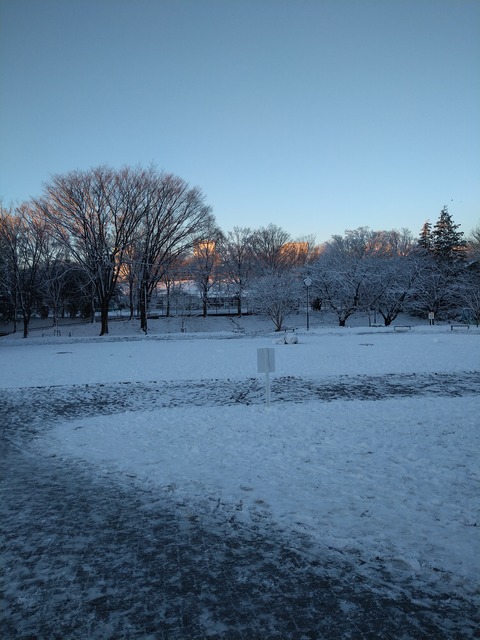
[[393, 325, 412, 332], [450, 324, 469, 331]]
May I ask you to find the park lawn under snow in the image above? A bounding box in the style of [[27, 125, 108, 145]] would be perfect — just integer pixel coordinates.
[[1, 318, 479, 596]]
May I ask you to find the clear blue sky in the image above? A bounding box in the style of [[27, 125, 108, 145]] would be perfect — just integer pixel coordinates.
[[1, 0, 479, 243]]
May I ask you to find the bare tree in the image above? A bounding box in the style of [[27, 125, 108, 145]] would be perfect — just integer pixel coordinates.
[[188, 226, 224, 317], [159, 255, 189, 318], [384, 228, 416, 256], [0, 205, 18, 329], [0, 203, 49, 337], [37, 166, 148, 335], [280, 235, 320, 269], [121, 241, 142, 321], [251, 224, 292, 273], [134, 171, 215, 332], [0, 205, 15, 326], [467, 223, 480, 261], [57, 263, 92, 319], [218, 227, 256, 315], [32, 212, 80, 330]]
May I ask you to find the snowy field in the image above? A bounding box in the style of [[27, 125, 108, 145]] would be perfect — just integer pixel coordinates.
[[1, 313, 479, 637]]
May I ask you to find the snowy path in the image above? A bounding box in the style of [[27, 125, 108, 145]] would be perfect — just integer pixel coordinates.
[[1, 369, 479, 437], [1, 436, 478, 639], [1, 367, 479, 638]]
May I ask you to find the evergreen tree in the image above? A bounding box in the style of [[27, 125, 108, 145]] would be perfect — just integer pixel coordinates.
[[432, 206, 466, 263], [418, 221, 432, 250]]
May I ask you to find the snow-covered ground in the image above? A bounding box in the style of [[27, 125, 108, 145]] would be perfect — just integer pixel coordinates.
[[1, 313, 479, 608]]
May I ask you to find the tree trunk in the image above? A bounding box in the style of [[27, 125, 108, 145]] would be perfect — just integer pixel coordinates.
[[21, 301, 31, 338], [128, 277, 135, 321], [52, 304, 59, 328], [202, 295, 207, 318], [165, 282, 171, 318], [13, 290, 18, 333], [99, 301, 109, 335], [139, 286, 148, 333]]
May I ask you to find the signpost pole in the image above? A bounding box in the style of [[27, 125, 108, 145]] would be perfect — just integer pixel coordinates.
[[257, 347, 275, 408]]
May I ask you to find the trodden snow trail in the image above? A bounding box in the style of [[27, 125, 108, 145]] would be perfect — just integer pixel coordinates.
[[1, 369, 479, 439], [1, 368, 479, 638]]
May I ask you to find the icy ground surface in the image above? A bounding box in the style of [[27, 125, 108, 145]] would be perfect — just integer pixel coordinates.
[[1, 319, 479, 638]]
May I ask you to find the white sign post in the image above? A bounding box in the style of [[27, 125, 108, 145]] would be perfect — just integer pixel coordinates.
[[257, 347, 275, 407]]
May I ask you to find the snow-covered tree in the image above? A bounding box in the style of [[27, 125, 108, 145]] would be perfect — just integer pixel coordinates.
[[432, 206, 467, 263], [329, 227, 378, 258], [373, 255, 423, 325], [328, 226, 414, 259], [310, 252, 372, 326], [309, 227, 422, 326], [405, 257, 462, 319], [418, 221, 433, 251], [456, 266, 480, 326], [249, 269, 302, 331]]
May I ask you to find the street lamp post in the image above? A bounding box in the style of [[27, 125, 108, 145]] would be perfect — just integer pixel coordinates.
[[144, 283, 148, 334], [304, 277, 312, 331]]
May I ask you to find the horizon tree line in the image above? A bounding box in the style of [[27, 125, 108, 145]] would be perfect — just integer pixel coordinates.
[[1, 165, 479, 336]]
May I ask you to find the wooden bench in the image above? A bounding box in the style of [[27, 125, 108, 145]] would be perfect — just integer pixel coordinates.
[[394, 325, 411, 332], [451, 324, 469, 330]]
